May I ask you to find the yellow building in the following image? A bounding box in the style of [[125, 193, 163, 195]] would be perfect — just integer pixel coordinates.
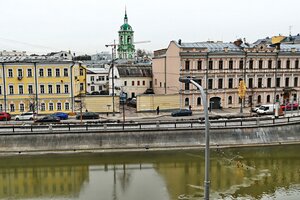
[[0, 61, 86, 115]]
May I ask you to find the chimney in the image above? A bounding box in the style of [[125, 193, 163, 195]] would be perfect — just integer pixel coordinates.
[[233, 39, 243, 47], [178, 39, 182, 45]]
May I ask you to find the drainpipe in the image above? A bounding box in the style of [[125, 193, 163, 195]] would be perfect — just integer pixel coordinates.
[[70, 62, 75, 113], [164, 56, 167, 94], [1, 62, 7, 112], [33, 62, 39, 114]]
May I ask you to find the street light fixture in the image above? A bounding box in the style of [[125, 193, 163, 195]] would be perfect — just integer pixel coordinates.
[[179, 76, 210, 200]]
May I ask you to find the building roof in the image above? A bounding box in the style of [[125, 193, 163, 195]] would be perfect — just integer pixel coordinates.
[[117, 65, 152, 78], [179, 42, 243, 52]]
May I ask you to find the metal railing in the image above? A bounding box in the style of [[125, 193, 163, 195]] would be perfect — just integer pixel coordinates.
[[1, 115, 300, 134]]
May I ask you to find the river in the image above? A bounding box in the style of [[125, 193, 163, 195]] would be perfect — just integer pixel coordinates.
[[0, 144, 299, 200]]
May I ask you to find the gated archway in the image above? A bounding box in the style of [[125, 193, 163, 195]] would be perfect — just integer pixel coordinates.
[[209, 97, 221, 109]]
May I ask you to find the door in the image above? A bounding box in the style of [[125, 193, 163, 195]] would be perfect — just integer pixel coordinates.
[[209, 97, 221, 109]]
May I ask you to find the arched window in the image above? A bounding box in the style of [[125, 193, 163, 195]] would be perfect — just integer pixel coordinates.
[[185, 98, 189, 106], [228, 96, 232, 104], [257, 95, 262, 104], [197, 97, 201, 105], [276, 95, 280, 102], [267, 95, 270, 103]]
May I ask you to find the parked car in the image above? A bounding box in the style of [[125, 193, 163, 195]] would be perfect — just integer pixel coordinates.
[[257, 104, 275, 115], [280, 102, 299, 111], [171, 109, 192, 117], [127, 98, 137, 108], [15, 112, 36, 121], [251, 105, 261, 113], [76, 112, 99, 120], [0, 112, 11, 121], [50, 112, 68, 120], [35, 115, 60, 123]]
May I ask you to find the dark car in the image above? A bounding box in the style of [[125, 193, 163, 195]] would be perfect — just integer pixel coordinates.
[[0, 112, 11, 121], [51, 112, 68, 120], [171, 109, 192, 117], [76, 112, 99, 120], [127, 98, 137, 108], [35, 115, 60, 123]]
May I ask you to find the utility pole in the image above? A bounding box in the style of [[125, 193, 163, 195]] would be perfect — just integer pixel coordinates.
[[105, 40, 117, 116]]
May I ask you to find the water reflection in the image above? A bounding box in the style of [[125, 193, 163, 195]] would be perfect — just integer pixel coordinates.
[[0, 145, 298, 200]]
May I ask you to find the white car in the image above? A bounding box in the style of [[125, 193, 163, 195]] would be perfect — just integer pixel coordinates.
[[15, 112, 36, 121]]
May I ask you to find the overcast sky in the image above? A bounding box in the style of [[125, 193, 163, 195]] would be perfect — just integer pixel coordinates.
[[0, 0, 299, 55]]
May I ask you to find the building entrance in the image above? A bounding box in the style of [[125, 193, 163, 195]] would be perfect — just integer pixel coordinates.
[[209, 97, 221, 109]]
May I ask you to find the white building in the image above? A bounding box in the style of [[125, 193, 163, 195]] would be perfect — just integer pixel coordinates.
[[86, 65, 110, 94]]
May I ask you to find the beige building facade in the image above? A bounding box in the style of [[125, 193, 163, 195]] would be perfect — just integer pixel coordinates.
[[153, 39, 300, 111]]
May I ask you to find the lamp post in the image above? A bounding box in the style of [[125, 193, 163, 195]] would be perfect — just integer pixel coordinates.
[[179, 76, 210, 199]]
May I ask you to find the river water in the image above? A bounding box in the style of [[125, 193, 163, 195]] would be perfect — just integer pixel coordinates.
[[0, 145, 299, 200]]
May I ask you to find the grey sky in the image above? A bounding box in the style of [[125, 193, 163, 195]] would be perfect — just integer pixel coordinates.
[[1, 0, 299, 55]]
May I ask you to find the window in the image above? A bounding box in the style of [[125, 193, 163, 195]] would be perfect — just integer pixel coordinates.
[[277, 60, 281, 69], [18, 69, 23, 77], [257, 95, 262, 104], [185, 98, 189, 106], [228, 96, 232, 104], [0, 104, 2, 111], [65, 102, 70, 110], [64, 85, 69, 93], [10, 104, 15, 112], [137, 81, 140, 86], [80, 83, 84, 91], [268, 60, 272, 69], [228, 78, 233, 89], [124, 81, 127, 86], [90, 76, 94, 81], [98, 86, 102, 90], [47, 68, 52, 77], [28, 85, 33, 94], [229, 60, 233, 69], [239, 60, 243, 69], [80, 68, 84, 76], [8, 69, 13, 77], [39, 69, 44, 77], [57, 103, 62, 111], [56, 85, 61, 93], [41, 103, 45, 111], [48, 85, 53, 94], [267, 95, 271, 103], [267, 78, 272, 87], [258, 78, 262, 88], [64, 68, 68, 76], [40, 85, 45, 94], [91, 86, 95, 91], [218, 78, 223, 89], [155, 79, 157, 85], [49, 103, 54, 111], [9, 85, 14, 94], [20, 104, 24, 112], [132, 81, 135, 86], [19, 85, 24, 94], [259, 60, 263, 69], [294, 77, 298, 87], [208, 79, 213, 89], [286, 60, 290, 69], [209, 60, 213, 70], [143, 80, 145, 85], [197, 97, 201, 105], [219, 60, 223, 70], [55, 69, 60, 77], [296, 60, 299, 69], [276, 78, 280, 87], [185, 83, 190, 90], [249, 59, 253, 69], [185, 60, 190, 70], [248, 78, 253, 89], [285, 77, 289, 87], [197, 60, 202, 70], [248, 95, 252, 105], [195, 79, 202, 86], [27, 69, 32, 77]]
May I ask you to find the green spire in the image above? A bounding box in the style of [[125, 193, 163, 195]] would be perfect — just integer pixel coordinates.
[[124, 7, 128, 24]]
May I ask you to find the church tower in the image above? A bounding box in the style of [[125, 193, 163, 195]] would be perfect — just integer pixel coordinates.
[[117, 9, 135, 59]]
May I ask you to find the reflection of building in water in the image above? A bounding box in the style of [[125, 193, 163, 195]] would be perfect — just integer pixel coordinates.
[[0, 166, 88, 198], [155, 153, 300, 199]]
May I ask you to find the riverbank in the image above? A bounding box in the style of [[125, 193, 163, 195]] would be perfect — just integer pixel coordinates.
[[1, 118, 300, 155]]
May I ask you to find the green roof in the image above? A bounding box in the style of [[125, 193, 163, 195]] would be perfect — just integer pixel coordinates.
[[120, 23, 132, 31]]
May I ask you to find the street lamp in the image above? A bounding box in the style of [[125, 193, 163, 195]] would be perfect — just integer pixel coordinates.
[[179, 76, 210, 200]]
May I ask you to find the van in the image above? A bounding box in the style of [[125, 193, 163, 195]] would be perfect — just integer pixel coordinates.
[[256, 104, 275, 115]]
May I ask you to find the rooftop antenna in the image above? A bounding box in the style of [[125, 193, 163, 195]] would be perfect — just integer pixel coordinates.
[[289, 25, 292, 36]]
